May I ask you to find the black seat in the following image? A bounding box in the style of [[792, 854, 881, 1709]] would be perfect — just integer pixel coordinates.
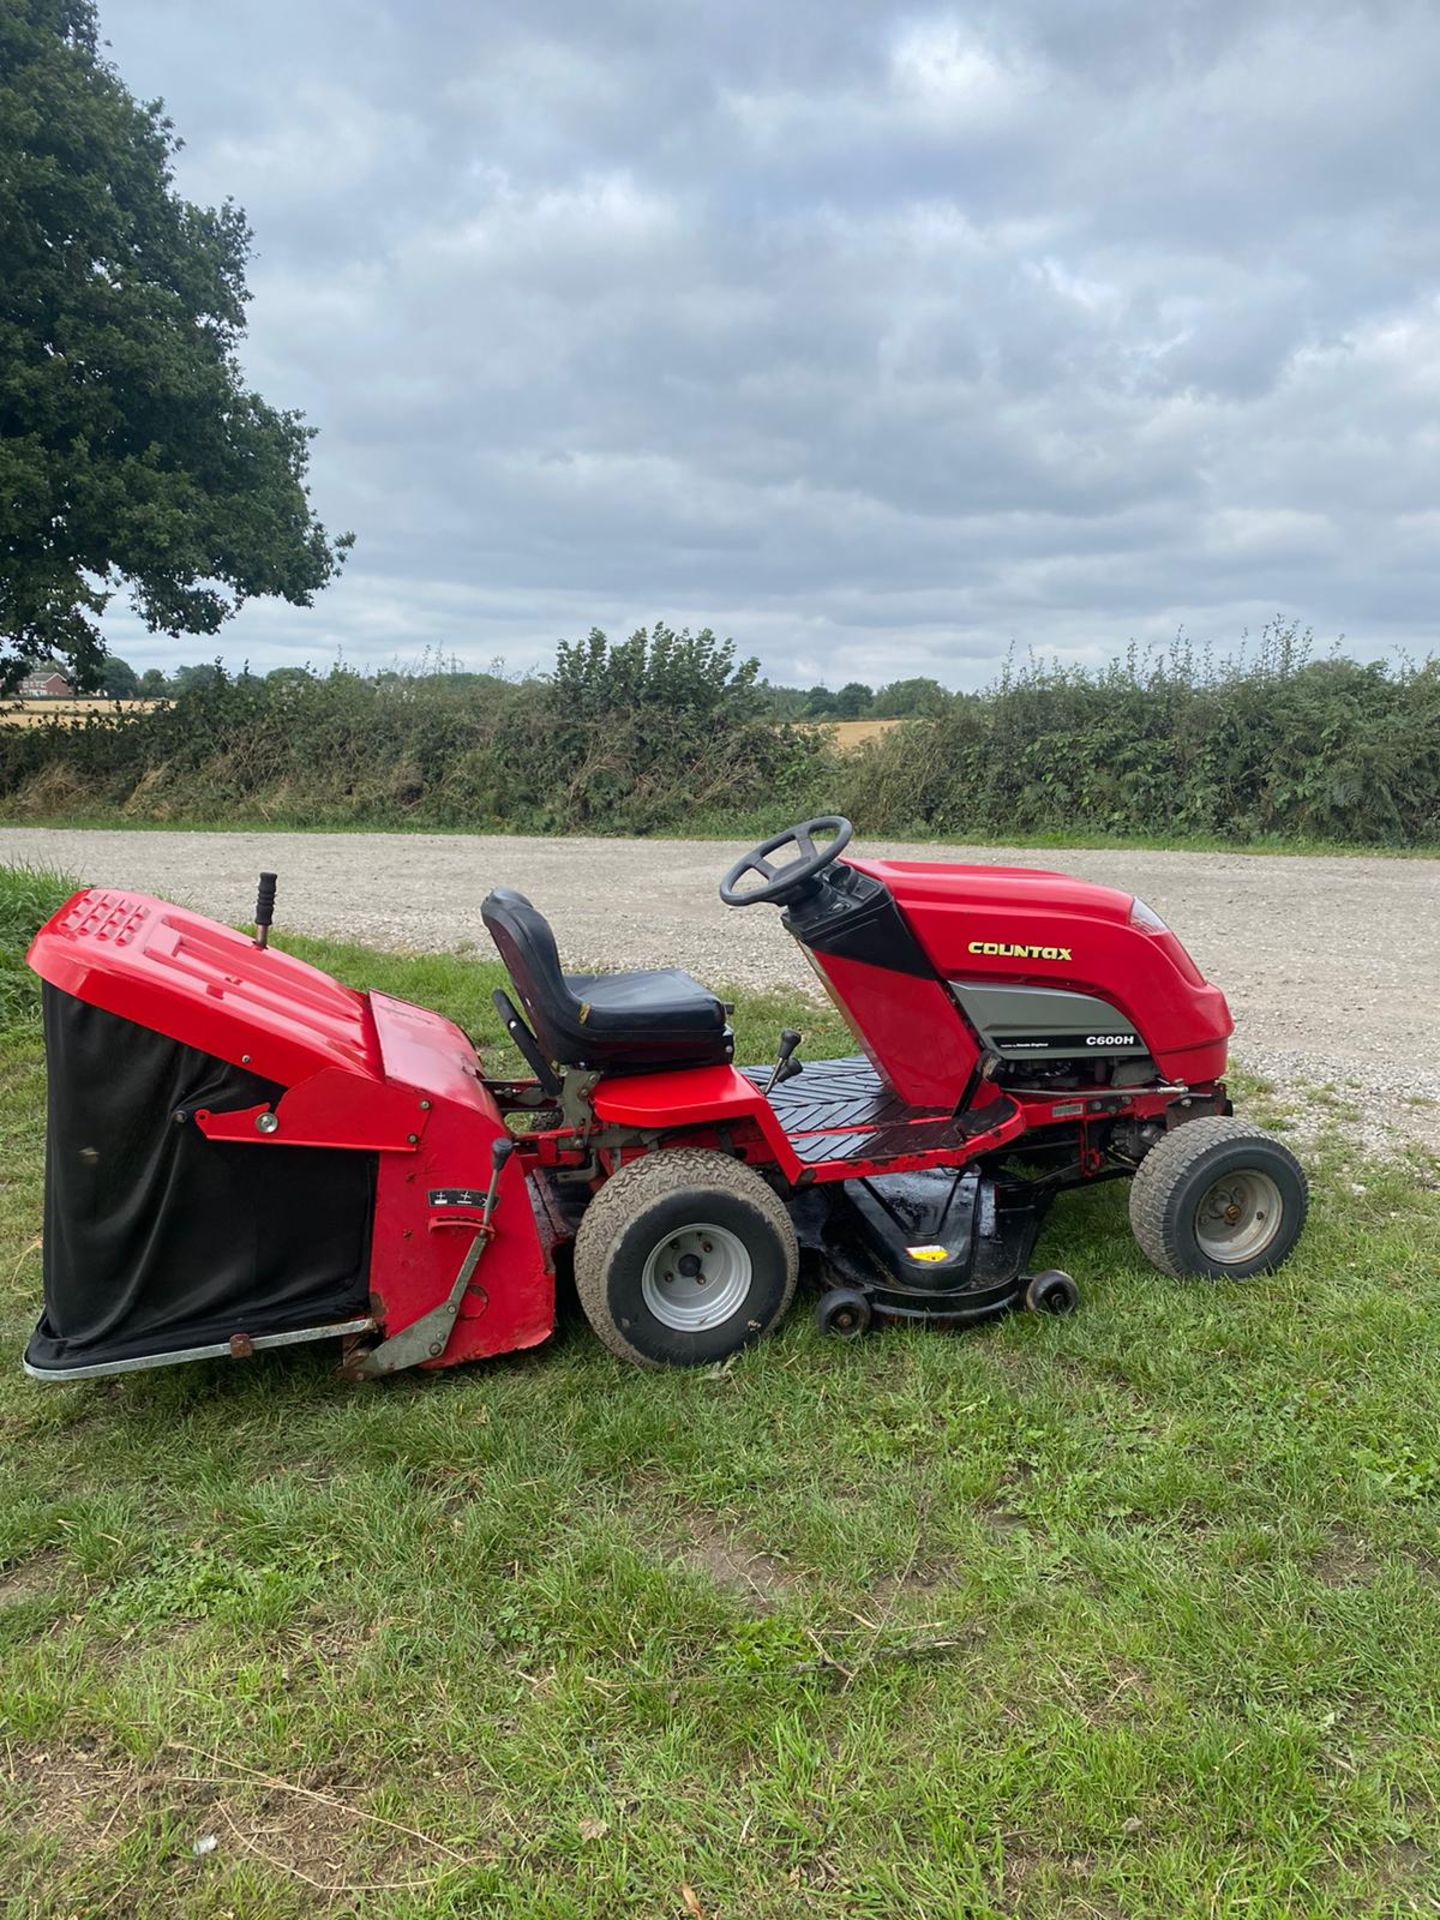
[[481, 889, 732, 1074]]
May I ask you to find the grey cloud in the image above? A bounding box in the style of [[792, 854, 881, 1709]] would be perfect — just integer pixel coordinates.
[[94, 0, 1440, 685]]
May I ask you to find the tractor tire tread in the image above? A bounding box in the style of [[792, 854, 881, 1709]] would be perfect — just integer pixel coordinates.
[[1128, 1115, 1308, 1279], [574, 1148, 798, 1368]]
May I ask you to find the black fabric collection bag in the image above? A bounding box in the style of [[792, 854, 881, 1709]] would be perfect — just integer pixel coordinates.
[[29, 986, 374, 1371]]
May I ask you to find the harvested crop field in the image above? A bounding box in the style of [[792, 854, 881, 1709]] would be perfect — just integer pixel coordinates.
[[1, 826, 1436, 1142]]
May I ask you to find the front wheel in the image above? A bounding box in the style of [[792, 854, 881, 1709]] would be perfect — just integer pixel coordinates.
[[574, 1149, 798, 1368], [1025, 1270, 1080, 1316], [1128, 1117, 1308, 1280], [816, 1286, 872, 1339]]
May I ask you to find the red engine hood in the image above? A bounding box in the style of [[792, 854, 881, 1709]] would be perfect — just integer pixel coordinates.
[[845, 857, 1233, 1081], [848, 858, 1148, 933]]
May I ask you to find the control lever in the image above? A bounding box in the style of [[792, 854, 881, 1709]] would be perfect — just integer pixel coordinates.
[[354, 1133, 517, 1380], [253, 871, 277, 950], [481, 1135, 516, 1227], [766, 1028, 804, 1096]]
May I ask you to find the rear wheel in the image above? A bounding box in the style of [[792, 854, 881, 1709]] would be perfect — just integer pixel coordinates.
[[574, 1149, 798, 1368], [1129, 1117, 1308, 1280]]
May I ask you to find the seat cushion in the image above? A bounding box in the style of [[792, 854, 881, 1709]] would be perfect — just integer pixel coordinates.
[[566, 970, 728, 1040]]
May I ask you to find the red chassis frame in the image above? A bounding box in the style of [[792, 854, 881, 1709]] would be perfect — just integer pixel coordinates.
[[27, 858, 1232, 1373]]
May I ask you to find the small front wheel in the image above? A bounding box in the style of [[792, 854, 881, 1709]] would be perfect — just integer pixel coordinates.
[[1024, 1270, 1080, 1316], [816, 1286, 872, 1339], [574, 1150, 798, 1368], [1128, 1117, 1308, 1280]]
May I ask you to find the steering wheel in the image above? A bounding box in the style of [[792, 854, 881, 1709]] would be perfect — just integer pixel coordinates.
[[719, 816, 854, 907]]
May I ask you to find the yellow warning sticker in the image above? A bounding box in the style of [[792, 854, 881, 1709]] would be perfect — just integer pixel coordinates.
[[906, 1245, 949, 1263]]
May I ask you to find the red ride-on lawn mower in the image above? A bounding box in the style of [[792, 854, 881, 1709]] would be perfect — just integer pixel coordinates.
[[22, 818, 1308, 1381]]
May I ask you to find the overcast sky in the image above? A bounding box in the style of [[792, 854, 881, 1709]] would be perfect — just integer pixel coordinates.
[[99, 0, 1439, 687]]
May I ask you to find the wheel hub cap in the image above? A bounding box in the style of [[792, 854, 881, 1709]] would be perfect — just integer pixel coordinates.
[[1195, 1170, 1283, 1264], [641, 1224, 753, 1332]]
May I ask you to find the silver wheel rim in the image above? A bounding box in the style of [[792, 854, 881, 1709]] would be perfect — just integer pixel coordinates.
[[1195, 1169, 1283, 1264], [641, 1222, 753, 1332]]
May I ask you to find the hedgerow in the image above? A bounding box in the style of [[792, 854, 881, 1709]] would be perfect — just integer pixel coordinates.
[[0, 626, 828, 834], [843, 628, 1440, 847], [2, 622, 1435, 845]]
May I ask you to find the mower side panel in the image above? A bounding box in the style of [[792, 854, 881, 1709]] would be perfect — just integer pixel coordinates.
[[367, 994, 553, 1369], [801, 951, 984, 1109]]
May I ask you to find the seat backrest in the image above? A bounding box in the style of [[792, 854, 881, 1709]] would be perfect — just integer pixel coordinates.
[[480, 888, 579, 1064]]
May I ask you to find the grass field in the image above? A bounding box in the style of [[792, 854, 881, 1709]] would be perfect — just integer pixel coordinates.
[[2, 865, 1440, 1917], [0, 700, 163, 730]]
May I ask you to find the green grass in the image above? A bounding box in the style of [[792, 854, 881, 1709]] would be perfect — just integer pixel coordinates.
[[2, 865, 1440, 1917], [6, 810, 1439, 858]]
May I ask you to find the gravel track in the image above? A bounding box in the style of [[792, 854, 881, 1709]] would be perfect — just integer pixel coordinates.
[[3, 826, 1436, 1144]]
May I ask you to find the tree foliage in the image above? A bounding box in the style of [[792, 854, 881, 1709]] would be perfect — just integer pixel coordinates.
[[872, 676, 948, 718], [97, 653, 137, 696], [0, 0, 350, 689], [550, 624, 760, 719], [829, 681, 874, 719]]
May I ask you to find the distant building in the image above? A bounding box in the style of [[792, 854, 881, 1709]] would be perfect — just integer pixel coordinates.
[[16, 668, 73, 698]]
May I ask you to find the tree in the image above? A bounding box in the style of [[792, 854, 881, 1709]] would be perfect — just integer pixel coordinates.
[[136, 667, 167, 696], [169, 661, 226, 694], [98, 654, 138, 697], [873, 676, 948, 717], [753, 679, 808, 719], [549, 625, 761, 719], [0, 0, 351, 691], [832, 681, 874, 719]]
